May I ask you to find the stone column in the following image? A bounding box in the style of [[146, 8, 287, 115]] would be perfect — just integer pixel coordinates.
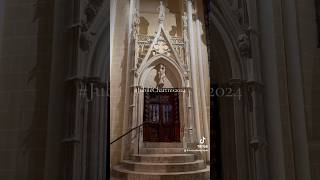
[[110, 0, 117, 66], [120, 0, 137, 160], [182, 12, 193, 145], [282, 0, 311, 179], [187, 87, 194, 143], [186, 0, 201, 142], [0, 0, 4, 57], [195, 8, 210, 160], [259, 0, 286, 179], [44, 0, 69, 179]]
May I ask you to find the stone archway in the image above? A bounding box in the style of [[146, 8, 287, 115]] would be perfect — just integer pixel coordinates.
[[60, 2, 109, 180], [207, 6, 252, 180], [136, 56, 188, 150], [211, 24, 246, 180], [205, 0, 269, 179]]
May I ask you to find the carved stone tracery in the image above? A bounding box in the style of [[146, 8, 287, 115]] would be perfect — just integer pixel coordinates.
[[153, 34, 170, 55]]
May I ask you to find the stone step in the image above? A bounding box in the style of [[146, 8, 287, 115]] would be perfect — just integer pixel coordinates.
[[112, 165, 210, 180], [143, 142, 183, 148], [140, 148, 187, 154], [121, 159, 205, 173], [130, 154, 196, 163]]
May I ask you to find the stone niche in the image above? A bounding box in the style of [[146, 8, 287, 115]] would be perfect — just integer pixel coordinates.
[[143, 61, 180, 88]]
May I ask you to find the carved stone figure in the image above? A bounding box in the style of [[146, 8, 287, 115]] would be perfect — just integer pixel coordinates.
[[133, 10, 140, 38], [182, 12, 189, 43], [158, 1, 166, 23], [237, 33, 251, 58], [79, 21, 95, 52], [182, 12, 188, 28], [157, 64, 166, 88]]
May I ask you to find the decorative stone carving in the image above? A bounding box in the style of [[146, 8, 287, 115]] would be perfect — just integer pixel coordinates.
[[138, 35, 154, 56], [154, 40, 169, 54], [79, 21, 96, 52], [134, 3, 187, 73], [79, 0, 103, 52], [133, 9, 140, 38], [237, 33, 251, 58], [158, 1, 166, 24], [171, 37, 184, 58], [182, 12, 188, 29], [183, 70, 189, 80], [249, 136, 268, 151], [152, 33, 171, 56], [156, 64, 166, 88], [229, 0, 249, 27], [134, 71, 139, 78], [84, 0, 104, 25]]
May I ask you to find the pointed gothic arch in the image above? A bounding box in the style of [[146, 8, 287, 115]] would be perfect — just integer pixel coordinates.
[[135, 54, 188, 147], [138, 54, 186, 88], [207, 1, 269, 179]]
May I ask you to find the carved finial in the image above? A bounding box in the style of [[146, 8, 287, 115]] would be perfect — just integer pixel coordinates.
[[158, 1, 166, 24], [133, 9, 140, 38], [182, 12, 188, 28]]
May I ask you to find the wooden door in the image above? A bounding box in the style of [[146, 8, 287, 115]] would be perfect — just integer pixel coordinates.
[[143, 91, 180, 142]]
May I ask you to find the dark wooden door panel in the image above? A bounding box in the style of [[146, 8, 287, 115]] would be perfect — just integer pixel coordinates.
[[143, 91, 180, 142]]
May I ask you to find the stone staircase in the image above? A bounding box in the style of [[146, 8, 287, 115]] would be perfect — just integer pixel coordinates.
[[111, 143, 210, 180]]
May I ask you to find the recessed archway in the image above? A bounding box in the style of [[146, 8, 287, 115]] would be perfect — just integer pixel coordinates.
[[137, 56, 187, 146], [208, 13, 250, 180]]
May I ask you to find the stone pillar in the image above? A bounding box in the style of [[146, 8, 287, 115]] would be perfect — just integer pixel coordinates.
[[259, 0, 286, 179], [0, 0, 4, 57], [110, 0, 117, 66], [186, 0, 201, 142], [245, 81, 268, 180], [282, 0, 311, 179], [44, 0, 69, 179], [121, 0, 137, 159], [186, 87, 194, 143], [195, 7, 210, 160], [182, 12, 193, 144]]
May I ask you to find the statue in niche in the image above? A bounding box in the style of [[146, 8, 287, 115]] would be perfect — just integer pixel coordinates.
[[158, 1, 166, 23], [169, 26, 177, 37], [156, 64, 166, 88]]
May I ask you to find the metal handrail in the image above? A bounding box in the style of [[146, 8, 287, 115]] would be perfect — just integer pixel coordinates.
[[110, 122, 146, 145]]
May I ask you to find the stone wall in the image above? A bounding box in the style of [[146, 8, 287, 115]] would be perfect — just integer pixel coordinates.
[[0, 0, 54, 179], [296, 0, 320, 179], [110, 0, 130, 167]]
